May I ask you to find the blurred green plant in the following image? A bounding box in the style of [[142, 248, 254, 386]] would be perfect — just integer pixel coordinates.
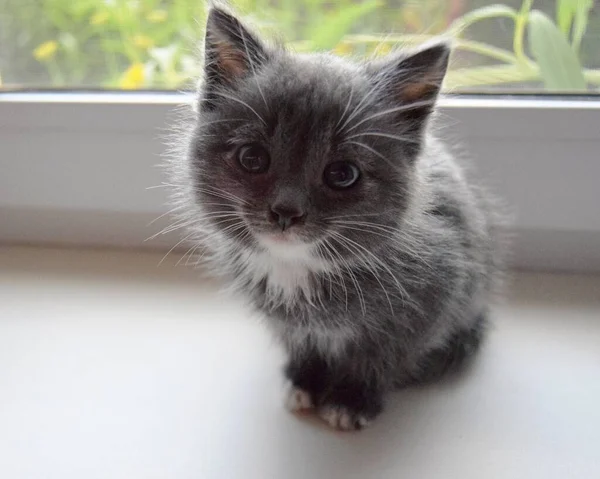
[[0, 0, 598, 91], [332, 0, 600, 90]]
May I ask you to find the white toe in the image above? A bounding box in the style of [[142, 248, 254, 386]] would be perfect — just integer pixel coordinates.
[[285, 386, 313, 412], [318, 405, 371, 431]]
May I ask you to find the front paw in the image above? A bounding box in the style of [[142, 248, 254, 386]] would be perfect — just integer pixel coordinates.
[[284, 381, 382, 431], [284, 356, 383, 431], [285, 385, 314, 412], [318, 404, 373, 431], [285, 386, 377, 430]]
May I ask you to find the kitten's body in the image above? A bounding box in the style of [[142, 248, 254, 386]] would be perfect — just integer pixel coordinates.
[[169, 7, 503, 430]]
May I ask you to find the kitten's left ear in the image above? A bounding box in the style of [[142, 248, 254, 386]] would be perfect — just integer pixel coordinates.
[[372, 40, 450, 124], [203, 7, 269, 92]]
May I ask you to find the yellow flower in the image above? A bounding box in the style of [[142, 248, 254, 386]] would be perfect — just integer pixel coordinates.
[[133, 34, 154, 50], [33, 41, 58, 61], [333, 42, 352, 56], [146, 10, 168, 23], [90, 11, 110, 26], [119, 63, 145, 89]]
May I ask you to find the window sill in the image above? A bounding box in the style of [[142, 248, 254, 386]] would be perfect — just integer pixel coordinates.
[[1, 245, 599, 476], [1, 93, 599, 271]]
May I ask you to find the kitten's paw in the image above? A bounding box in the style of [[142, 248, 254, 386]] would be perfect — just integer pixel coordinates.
[[285, 386, 314, 412], [318, 404, 372, 431]]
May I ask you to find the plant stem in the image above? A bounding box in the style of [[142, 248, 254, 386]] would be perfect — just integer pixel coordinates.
[[513, 0, 533, 66]]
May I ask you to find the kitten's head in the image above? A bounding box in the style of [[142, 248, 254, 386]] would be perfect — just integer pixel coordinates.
[[186, 7, 449, 261]]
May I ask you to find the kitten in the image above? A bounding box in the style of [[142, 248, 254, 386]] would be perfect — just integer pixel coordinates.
[[168, 6, 503, 431]]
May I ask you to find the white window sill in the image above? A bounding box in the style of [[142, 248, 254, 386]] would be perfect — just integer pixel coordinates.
[[1, 246, 599, 478], [1, 93, 599, 271]]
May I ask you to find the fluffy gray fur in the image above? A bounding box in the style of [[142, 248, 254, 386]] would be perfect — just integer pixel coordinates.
[[165, 6, 504, 430]]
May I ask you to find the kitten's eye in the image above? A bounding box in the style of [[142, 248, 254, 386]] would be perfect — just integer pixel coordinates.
[[237, 144, 270, 174], [324, 161, 360, 189]]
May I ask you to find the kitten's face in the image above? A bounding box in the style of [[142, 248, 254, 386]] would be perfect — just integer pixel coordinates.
[[188, 8, 448, 260]]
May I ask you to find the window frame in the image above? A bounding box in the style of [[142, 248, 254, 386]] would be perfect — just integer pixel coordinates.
[[1, 92, 599, 272]]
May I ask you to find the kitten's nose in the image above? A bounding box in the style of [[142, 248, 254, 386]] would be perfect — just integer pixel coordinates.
[[269, 204, 306, 231]]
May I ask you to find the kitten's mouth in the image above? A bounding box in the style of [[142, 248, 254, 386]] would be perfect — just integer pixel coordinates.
[[264, 232, 292, 243], [255, 231, 315, 260], [259, 231, 298, 245]]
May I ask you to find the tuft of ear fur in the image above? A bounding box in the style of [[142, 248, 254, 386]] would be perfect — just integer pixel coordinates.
[[371, 39, 450, 127], [203, 6, 269, 99]]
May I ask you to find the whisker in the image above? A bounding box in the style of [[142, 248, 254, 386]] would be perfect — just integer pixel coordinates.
[[195, 185, 250, 205], [158, 232, 196, 266], [209, 90, 267, 126], [146, 210, 245, 242], [198, 118, 247, 127], [331, 220, 434, 270], [329, 231, 395, 316], [343, 99, 436, 134], [334, 86, 354, 132], [326, 235, 366, 315], [147, 205, 187, 226], [337, 83, 381, 134], [145, 219, 196, 241], [324, 211, 397, 220], [317, 240, 349, 310], [342, 140, 395, 168], [176, 243, 202, 267], [345, 131, 421, 145], [330, 229, 411, 306]]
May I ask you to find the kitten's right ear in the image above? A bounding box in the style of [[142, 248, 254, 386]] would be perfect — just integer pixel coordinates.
[[203, 7, 268, 93]]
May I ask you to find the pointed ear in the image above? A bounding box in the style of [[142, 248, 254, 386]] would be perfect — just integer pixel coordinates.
[[373, 40, 450, 125], [203, 7, 268, 92]]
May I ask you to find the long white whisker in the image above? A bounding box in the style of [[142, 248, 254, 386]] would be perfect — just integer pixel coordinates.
[[345, 131, 421, 145], [334, 86, 354, 131], [330, 220, 433, 266], [158, 232, 196, 266], [209, 91, 266, 126], [331, 229, 410, 306], [327, 236, 366, 315], [145, 219, 197, 242], [195, 185, 250, 205], [337, 83, 381, 134], [147, 205, 187, 226], [343, 99, 436, 134], [329, 231, 395, 316], [176, 243, 202, 267], [342, 140, 395, 168]]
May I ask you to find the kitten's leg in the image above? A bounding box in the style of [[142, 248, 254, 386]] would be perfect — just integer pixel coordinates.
[[284, 354, 327, 412], [285, 351, 384, 430]]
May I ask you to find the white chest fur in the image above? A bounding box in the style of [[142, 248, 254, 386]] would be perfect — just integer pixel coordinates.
[[240, 237, 330, 305]]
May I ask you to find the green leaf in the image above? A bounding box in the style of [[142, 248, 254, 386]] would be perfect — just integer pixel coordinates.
[[556, 0, 592, 52], [556, 0, 576, 34], [448, 4, 517, 35], [572, 0, 593, 52], [527, 10, 586, 90], [306, 0, 381, 50]]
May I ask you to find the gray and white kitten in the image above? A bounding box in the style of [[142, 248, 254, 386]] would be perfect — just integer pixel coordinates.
[[168, 7, 502, 431]]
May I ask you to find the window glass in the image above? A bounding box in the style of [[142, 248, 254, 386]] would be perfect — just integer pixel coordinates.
[[1, 0, 599, 93]]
